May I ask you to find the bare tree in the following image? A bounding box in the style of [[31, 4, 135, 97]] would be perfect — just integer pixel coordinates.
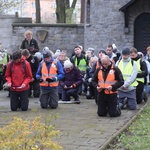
[[56, 0, 66, 23], [56, 0, 78, 23], [35, 0, 41, 23]]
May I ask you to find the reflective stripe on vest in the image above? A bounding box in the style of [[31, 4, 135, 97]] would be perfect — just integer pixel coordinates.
[[118, 59, 138, 86], [74, 56, 87, 71], [98, 65, 117, 94], [40, 62, 58, 87], [136, 59, 144, 83]]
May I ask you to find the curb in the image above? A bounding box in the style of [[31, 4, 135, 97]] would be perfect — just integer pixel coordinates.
[[99, 101, 149, 150]]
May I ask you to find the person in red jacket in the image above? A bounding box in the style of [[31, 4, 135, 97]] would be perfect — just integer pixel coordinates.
[[5, 50, 32, 111]]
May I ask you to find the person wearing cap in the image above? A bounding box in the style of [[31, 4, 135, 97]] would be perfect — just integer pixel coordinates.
[[116, 48, 138, 110], [92, 55, 124, 117], [20, 30, 39, 55], [59, 60, 82, 104], [86, 48, 98, 59], [22, 49, 40, 97], [36, 47, 64, 109], [130, 47, 148, 104], [106, 44, 118, 63], [5, 50, 32, 111]]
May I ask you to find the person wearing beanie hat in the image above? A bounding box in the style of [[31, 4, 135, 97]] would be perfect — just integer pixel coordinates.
[[116, 47, 138, 110], [99, 49, 107, 55], [64, 60, 73, 69], [42, 47, 52, 58], [36, 47, 64, 109], [121, 47, 130, 55], [34, 52, 43, 62], [59, 59, 82, 104]]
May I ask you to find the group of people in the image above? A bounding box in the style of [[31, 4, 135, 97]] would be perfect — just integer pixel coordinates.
[[0, 30, 150, 118]]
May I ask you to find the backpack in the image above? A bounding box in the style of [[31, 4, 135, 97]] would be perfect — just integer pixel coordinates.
[[10, 60, 26, 73]]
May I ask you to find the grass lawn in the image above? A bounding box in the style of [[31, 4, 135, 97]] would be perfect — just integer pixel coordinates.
[[109, 101, 150, 150]]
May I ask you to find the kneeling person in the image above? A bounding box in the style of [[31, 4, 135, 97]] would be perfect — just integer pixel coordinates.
[[92, 55, 124, 117]]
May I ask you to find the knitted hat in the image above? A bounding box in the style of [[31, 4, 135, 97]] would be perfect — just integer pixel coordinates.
[[122, 48, 130, 55], [64, 60, 73, 69], [99, 49, 107, 55], [43, 47, 52, 58]]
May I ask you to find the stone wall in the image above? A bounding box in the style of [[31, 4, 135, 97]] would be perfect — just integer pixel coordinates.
[[84, 0, 131, 53], [0, 15, 84, 57]]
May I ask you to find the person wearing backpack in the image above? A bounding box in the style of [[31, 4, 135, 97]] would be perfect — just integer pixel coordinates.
[[36, 47, 64, 109], [116, 48, 138, 110], [5, 50, 32, 111]]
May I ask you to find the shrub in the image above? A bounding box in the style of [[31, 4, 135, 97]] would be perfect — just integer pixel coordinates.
[[0, 115, 63, 150]]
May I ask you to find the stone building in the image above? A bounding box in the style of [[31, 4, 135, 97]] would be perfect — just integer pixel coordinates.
[[84, 0, 150, 55], [0, 0, 150, 56]]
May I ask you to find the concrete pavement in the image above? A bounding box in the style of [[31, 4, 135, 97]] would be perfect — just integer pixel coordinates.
[[0, 90, 147, 150]]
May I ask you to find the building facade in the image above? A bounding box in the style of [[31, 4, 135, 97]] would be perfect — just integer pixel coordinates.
[[84, 0, 150, 54], [0, 0, 150, 56]]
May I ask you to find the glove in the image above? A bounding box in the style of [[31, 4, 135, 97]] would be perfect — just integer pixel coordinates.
[[88, 78, 92, 83], [46, 78, 54, 83], [38, 78, 43, 83]]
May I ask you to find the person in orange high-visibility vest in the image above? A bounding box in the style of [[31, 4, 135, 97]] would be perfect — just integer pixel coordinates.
[[92, 55, 124, 117], [36, 47, 64, 109]]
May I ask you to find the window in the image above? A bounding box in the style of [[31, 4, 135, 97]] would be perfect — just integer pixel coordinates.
[[32, 2, 35, 8]]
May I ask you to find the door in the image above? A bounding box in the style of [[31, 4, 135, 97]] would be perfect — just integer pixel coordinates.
[[134, 13, 150, 55]]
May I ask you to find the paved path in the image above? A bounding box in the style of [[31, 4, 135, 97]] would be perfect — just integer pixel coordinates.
[[0, 90, 147, 150]]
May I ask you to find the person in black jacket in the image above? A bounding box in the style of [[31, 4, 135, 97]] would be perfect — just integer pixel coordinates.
[[20, 30, 39, 55], [130, 47, 148, 104], [22, 49, 40, 97], [92, 55, 124, 117]]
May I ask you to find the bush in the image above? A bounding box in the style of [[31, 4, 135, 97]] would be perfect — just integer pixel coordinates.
[[0, 115, 63, 150]]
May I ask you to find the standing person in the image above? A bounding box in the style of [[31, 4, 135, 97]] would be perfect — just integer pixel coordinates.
[[116, 48, 138, 110], [70, 45, 90, 95], [130, 47, 148, 104], [5, 50, 32, 111], [21, 49, 40, 97], [36, 48, 64, 109], [92, 55, 124, 117], [59, 60, 82, 104], [20, 30, 39, 55]]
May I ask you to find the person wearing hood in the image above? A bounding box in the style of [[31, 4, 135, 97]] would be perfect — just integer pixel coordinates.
[[36, 47, 64, 109], [116, 48, 138, 110], [130, 47, 148, 104], [5, 50, 32, 111]]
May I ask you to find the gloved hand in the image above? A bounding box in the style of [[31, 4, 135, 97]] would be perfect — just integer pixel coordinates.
[[38, 78, 43, 83], [46, 78, 54, 83], [88, 78, 92, 83]]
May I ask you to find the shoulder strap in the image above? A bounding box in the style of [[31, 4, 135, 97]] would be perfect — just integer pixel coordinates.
[[10, 60, 26, 73]]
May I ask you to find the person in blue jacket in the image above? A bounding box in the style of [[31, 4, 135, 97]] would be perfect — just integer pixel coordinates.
[[36, 47, 64, 109]]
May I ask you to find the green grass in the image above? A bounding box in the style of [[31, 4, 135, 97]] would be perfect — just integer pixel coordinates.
[[109, 102, 150, 150]]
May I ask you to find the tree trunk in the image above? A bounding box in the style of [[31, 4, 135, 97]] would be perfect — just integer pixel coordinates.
[[56, 0, 66, 23], [35, 0, 41, 23], [80, 0, 85, 23]]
